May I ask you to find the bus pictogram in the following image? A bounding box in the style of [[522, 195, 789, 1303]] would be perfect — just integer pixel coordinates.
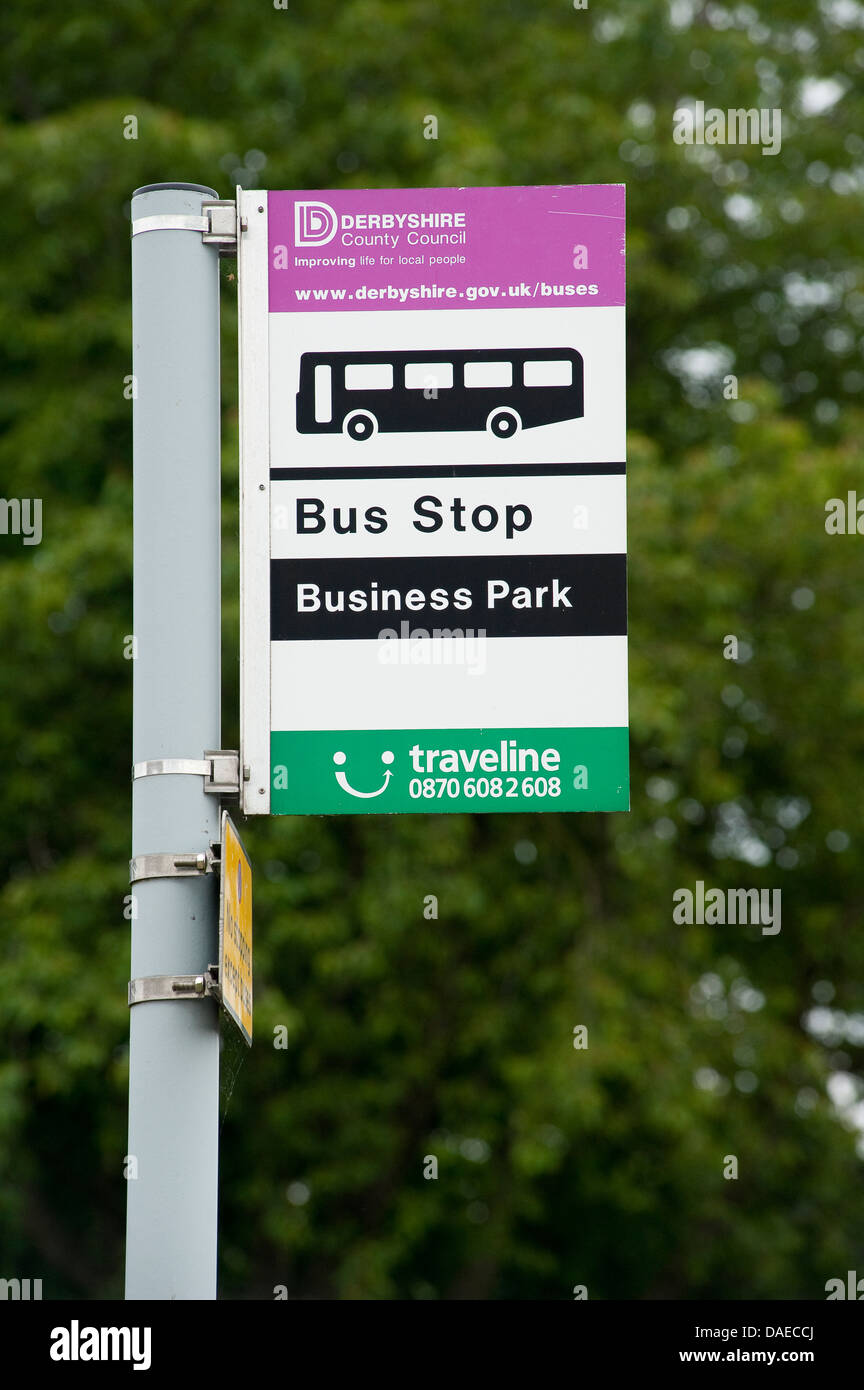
[[296, 347, 584, 441]]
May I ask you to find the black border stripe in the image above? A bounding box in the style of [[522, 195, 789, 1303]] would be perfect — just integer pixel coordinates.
[[270, 461, 626, 481]]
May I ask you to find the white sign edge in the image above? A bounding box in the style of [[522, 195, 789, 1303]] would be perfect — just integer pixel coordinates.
[[238, 187, 271, 814]]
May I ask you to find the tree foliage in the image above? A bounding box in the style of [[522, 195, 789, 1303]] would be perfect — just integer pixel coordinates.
[[1, 0, 863, 1298]]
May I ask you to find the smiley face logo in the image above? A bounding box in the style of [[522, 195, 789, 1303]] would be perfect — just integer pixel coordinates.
[[333, 749, 394, 798]]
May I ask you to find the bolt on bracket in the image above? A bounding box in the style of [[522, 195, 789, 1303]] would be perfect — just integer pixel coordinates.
[[128, 970, 219, 1007]]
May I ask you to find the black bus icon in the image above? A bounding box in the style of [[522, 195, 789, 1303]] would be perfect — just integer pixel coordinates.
[[296, 348, 584, 441]]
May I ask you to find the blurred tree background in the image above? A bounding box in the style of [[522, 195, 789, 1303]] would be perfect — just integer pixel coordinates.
[[1, 0, 863, 1299]]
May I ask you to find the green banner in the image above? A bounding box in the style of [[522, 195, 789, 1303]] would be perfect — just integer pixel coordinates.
[[270, 727, 628, 814]]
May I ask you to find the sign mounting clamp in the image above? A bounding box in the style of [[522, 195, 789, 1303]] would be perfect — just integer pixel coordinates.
[[131, 750, 242, 797], [128, 972, 219, 1007], [129, 846, 219, 883]]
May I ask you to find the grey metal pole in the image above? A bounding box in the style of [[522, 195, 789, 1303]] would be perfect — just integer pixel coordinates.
[[127, 183, 222, 1300]]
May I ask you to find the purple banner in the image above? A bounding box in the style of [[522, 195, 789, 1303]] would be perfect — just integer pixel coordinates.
[[268, 184, 625, 313]]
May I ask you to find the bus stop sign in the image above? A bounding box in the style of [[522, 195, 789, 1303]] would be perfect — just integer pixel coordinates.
[[238, 183, 627, 815]]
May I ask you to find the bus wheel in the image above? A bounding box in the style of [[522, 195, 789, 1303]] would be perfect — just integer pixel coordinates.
[[343, 410, 378, 441], [487, 408, 521, 438]]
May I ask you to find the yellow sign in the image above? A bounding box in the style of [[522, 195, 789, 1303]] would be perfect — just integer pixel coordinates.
[[218, 811, 253, 1045]]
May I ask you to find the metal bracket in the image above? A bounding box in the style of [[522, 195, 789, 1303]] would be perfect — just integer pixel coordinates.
[[129, 846, 219, 883], [131, 203, 242, 256], [128, 970, 219, 1007], [132, 750, 241, 797], [201, 199, 241, 255], [131, 213, 209, 237]]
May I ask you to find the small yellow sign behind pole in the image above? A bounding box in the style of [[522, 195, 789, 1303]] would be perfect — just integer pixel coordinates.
[[218, 811, 253, 1045]]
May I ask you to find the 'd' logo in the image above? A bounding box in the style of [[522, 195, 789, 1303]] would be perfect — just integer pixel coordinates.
[[295, 200, 337, 247]]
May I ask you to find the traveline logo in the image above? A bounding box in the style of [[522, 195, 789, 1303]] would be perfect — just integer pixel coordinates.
[[50, 1320, 152, 1371], [294, 199, 467, 248]]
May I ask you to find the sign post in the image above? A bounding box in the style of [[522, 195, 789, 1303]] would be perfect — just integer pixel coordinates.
[[126, 183, 224, 1300], [238, 184, 628, 816]]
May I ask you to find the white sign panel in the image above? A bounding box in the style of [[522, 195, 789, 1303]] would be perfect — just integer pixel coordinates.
[[238, 184, 627, 815]]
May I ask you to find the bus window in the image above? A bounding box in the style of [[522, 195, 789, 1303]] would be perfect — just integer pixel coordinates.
[[523, 359, 573, 387], [464, 361, 513, 389], [314, 364, 332, 423], [404, 362, 454, 390], [345, 363, 394, 391]]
